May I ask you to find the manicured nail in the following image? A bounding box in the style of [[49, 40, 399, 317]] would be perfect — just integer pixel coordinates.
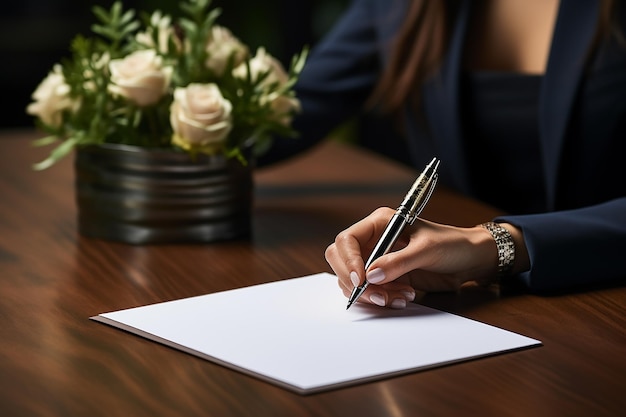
[[366, 268, 385, 284], [401, 290, 416, 302], [369, 293, 386, 306], [390, 298, 407, 309], [349, 271, 360, 287]]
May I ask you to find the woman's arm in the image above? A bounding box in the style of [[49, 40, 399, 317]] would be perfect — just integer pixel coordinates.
[[325, 198, 626, 308], [257, 0, 401, 166], [497, 197, 626, 291]]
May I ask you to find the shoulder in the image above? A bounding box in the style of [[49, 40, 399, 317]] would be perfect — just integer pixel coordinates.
[[342, 0, 410, 22]]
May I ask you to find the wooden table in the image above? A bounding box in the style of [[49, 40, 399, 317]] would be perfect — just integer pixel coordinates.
[[1, 130, 625, 417]]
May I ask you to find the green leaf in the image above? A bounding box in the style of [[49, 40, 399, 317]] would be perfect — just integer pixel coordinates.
[[32, 137, 79, 171], [32, 135, 59, 147], [27, 0, 309, 169]]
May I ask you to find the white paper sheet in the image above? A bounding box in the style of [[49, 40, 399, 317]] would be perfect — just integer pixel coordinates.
[[91, 272, 541, 394]]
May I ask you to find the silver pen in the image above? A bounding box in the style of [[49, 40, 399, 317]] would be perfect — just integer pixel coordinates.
[[346, 157, 440, 310]]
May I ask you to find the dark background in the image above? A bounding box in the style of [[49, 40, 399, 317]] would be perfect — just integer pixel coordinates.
[[4, 0, 410, 165], [1, 0, 349, 129]]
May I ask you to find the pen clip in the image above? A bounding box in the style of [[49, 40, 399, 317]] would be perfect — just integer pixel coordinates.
[[406, 173, 438, 225]]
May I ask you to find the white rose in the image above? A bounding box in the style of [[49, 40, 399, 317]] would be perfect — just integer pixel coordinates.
[[205, 25, 248, 76], [108, 49, 173, 106], [233, 48, 300, 126], [170, 83, 233, 148], [266, 93, 301, 126], [232, 47, 288, 87], [26, 64, 75, 128]]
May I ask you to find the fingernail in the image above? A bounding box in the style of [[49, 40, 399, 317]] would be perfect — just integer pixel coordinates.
[[349, 271, 360, 287], [390, 298, 407, 309], [369, 293, 386, 306], [401, 290, 416, 302], [366, 268, 385, 284]]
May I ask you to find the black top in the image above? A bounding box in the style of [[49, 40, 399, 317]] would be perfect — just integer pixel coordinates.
[[462, 71, 546, 214]]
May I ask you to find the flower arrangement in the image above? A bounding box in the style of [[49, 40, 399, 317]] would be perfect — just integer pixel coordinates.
[[26, 0, 307, 170]]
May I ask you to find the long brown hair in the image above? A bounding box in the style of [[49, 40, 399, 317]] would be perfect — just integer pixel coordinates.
[[367, 0, 455, 115], [369, 0, 618, 118]]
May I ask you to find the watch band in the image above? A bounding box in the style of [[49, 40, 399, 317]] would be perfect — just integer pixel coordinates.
[[481, 221, 515, 277]]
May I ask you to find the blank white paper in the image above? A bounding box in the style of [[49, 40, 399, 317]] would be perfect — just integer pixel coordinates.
[[91, 272, 541, 394]]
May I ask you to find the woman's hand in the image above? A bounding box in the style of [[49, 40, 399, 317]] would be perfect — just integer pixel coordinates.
[[325, 207, 528, 308]]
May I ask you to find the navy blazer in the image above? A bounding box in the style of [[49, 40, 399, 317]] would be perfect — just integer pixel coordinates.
[[259, 0, 626, 291]]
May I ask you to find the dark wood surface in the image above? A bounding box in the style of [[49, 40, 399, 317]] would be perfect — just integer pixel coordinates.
[[1, 130, 625, 417]]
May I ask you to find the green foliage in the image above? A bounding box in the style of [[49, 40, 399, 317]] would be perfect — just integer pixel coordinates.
[[27, 0, 308, 170]]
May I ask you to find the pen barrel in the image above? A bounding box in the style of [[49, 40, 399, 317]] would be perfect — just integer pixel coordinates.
[[399, 158, 439, 224], [347, 157, 439, 309], [364, 213, 407, 270]]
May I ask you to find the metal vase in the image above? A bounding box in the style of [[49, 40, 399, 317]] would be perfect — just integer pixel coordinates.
[[74, 144, 253, 244]]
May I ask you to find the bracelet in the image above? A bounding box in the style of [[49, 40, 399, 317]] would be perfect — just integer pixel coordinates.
[[481, 222, 515, 277]]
